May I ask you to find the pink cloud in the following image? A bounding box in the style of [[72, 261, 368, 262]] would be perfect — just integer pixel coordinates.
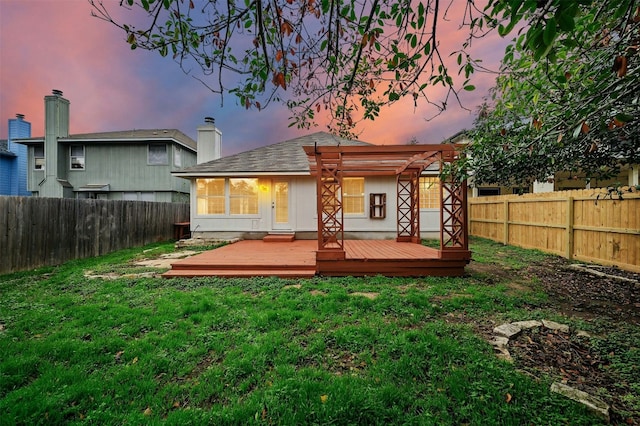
[[1, 0, 508, 151]]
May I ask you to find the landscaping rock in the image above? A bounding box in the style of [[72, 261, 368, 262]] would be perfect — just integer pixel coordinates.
[[551, 382, 610, 423], [542, 319, 570, 333], [511, 320, 543, 330], [489, 336, 510, 350], [493, 323, 522, 339], [494, 348, 513, 363]]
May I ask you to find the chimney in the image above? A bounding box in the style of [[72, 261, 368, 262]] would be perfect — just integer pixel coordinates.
[[45, 89, 70, 138], [197, 117, 222, 164], [43, 89, 70, 187]]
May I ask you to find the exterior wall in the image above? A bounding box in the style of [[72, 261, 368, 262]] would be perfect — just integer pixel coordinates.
[[0, 154, 16, 194], [28, 147, 45, 193], [170, 144, 196, 194], [554, 169, 632, 191], [6, 116, 31, 195], [190, 175, 442, 239], [63, 143, 193, 202]]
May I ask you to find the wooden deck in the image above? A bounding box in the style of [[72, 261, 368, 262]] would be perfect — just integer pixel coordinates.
[[162, 240, 469, 278]]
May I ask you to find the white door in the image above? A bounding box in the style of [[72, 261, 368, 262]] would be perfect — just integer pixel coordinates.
[[272, 180, 291, 230]]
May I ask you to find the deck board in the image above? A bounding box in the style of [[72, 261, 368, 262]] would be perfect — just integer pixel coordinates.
[[163, 239, 468, 278]]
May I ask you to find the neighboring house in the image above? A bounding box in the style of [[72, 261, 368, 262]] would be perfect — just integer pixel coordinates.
[[14, 90, 199, 202], [173, 130, 444, 240], [0, 114, 31, 196], [444, 130, 639, 196]]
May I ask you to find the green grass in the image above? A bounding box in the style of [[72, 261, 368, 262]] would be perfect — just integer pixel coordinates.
[[0, 238, 633, 424]]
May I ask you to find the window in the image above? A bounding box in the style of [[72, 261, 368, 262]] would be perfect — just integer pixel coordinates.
[[34, 145, 45, 170], [174, 146, 182, 167], [419, 177, 440, 209], [196, 178, 225, 214], [477, 187, 500, 196], [148, 144, 168, 165], [70, 145, 85, 170], [343, 177, 364, 214], [230, 178, 258, 215]]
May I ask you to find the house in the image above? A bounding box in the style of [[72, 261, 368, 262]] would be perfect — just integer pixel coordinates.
[[165, 130, 471, 277], [173, 128, 446, 240], [13, 90, 199, 202], [0, 114, 31, 196], [444, 131, 639, 196]]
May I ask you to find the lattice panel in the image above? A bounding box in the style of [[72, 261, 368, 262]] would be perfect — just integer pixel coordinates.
[[397, 172, 419, 239], [440, 176, 468, 250], [318, 154, 343, 250]]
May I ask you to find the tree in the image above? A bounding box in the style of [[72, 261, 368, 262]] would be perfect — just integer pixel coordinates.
[[90, 0, 492, 136], [91, 0, 638, 185], [466, 0, 639, 188]]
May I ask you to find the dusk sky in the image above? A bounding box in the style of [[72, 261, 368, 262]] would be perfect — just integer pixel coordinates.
[[1, 0, 508, 156]]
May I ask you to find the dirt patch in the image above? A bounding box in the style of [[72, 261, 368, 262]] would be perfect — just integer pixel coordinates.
[[470, 257, 640, 424], [349, 292, 379, 300], [508, 326, 637, 424], [528, 257, 640, 325], [283, 284, 303, 290]]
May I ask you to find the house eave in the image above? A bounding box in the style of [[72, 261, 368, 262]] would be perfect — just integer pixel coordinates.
[[172, 171, 311, 178], [57, 137, 197, 153], [12, 138, 44, 146]]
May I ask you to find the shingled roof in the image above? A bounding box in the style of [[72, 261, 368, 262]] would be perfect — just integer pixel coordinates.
[[13, 129, 197, 151], [0, 140, 16, 157], [173, 131, 373, 177]]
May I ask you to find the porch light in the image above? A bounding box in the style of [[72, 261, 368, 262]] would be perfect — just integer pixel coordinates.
[[260, 184, 269, 192]]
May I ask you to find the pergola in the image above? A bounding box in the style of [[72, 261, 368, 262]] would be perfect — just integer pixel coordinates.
[[304, 144, 471, 262]]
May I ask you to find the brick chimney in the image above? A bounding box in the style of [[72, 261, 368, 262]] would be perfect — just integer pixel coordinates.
[[196, 117, 221, 164]]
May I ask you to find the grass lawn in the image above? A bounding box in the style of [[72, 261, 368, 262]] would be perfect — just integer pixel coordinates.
[[0, 238, 635, 424]]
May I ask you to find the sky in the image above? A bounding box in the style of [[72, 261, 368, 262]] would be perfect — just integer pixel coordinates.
[[0, 0, 508, 156]]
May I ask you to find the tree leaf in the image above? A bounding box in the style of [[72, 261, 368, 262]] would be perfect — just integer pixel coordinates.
[[612, 56, 627, 77], [543, 18, 557, 47]]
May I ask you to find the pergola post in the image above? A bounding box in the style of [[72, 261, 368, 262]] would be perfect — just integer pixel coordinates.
[[396, 171, 420, 243], [439, 152, 469, 258], [315, 150, 345, 260]]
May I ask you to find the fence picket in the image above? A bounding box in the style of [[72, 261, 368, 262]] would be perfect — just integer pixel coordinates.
[[468, 188, 640, 272], [0, 197, 189, 274]]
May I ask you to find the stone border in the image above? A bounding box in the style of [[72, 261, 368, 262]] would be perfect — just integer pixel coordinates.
[[490, 319, 610, 423], [568, 264, 639, 285]]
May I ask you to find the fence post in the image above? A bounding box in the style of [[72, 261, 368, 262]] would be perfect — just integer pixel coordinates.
[[503, 199, 509, 245], [566, 196, 574, 260]]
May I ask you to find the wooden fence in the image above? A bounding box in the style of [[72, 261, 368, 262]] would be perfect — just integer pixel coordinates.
[[468, 188, 640, 272], [0, 197, 189, 274]]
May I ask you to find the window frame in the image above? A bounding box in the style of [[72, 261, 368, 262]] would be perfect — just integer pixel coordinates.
[[343, 177, 365, 216], [195, 178, 226, 215], [33, 145, 45, 170], [229, 178, 259, 216], [419, 176, 440, 210], [147, 143, 168, 165], [173, 146, 182, 167], [69, 145, 85, 170]]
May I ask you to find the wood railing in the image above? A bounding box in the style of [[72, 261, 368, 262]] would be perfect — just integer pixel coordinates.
[[468, 188, 640, 272]]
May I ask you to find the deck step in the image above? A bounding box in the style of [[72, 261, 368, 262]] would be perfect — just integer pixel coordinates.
[[162, 269, 316, 278], [170, 262, 315, 271], [263, 233, 295, 242]]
